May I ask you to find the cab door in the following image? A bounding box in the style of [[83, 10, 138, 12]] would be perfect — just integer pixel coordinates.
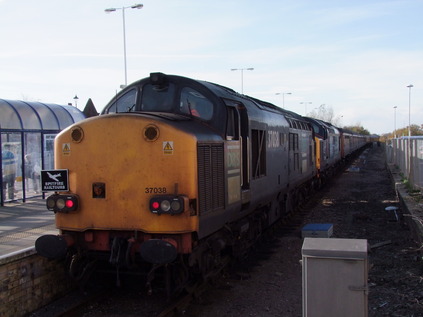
[[225, 102, 250, 206]]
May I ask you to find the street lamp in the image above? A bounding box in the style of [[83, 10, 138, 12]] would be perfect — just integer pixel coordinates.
[[300, 101, 312, 115], [275, 92, 292, 109], [105, 4, 144, 88], [73, 95, 79, 108], [406, 84, 414, 182], [231, 68, 254, 94], [393, 106, 397, 138], [406, 84, 413, 137]]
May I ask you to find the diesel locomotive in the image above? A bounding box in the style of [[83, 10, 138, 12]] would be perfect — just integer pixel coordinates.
[[36, 72, 367, 293]]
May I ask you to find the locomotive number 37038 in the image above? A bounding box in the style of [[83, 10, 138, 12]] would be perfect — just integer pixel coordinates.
[[145, 187, 167, 194]]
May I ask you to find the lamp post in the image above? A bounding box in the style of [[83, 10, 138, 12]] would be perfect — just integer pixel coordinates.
[[300, 101, 312, 115], [231, 68, 254, 94], [105, 4, 144, 88], [275, 92, 292, 109], [393, 106, 397, 138], [406, 84, 413, 138], [406, 84, 414, 183], [73, 95, 79, 108]]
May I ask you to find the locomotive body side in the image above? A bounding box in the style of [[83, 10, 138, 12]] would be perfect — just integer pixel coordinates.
[[240, 106, 291, 222], [305, 117, 342, 180], [339, 128, 367, 159], [279, 112, 315, 193], [325, 124, 341, 168], [195, 85, 292, 231], [305, 118, 325, 176], [287, 124, 315, 187]]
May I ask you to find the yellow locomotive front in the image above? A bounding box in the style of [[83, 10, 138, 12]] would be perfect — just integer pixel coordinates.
[[55, 115, 197, 232], [40, 114, 199, 265]]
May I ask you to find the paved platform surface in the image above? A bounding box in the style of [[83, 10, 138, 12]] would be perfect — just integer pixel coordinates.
[[0, 198, 57, 258]]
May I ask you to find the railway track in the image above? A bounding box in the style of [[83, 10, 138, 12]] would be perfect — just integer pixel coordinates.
[[29, 214, 311, 317]]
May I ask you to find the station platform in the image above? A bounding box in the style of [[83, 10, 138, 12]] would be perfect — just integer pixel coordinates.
[[0, 198, 57, 259]]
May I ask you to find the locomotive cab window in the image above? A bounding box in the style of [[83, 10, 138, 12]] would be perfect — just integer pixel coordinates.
[[180, 87, 213, 120], [226, 107, 239, 140], [105, 88, 137, 113], [141, 83, 176, 111], [289, 133, 299, 151], [251, 129, 266, 178]]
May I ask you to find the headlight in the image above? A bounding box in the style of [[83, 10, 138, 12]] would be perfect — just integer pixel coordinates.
[[149, 195, 186, 215], [46, 194, 79, 213], [160, 200, 171, 212]]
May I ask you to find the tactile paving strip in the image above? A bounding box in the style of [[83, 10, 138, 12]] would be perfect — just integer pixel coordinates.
[[0, 224, 58, 243]]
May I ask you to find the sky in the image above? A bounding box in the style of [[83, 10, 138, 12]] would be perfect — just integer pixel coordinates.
[[1, 0, 422, 135]]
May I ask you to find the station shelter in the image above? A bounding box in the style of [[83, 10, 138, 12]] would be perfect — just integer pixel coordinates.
[[1, 99, 85, 205]]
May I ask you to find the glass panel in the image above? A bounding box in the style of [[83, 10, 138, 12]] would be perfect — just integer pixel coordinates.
[[60, 104, 86, 123], [0, 99, 22, 129], [44, 134, 56, 170], [46, 105, 74, 129], [226, 107, 239, 140], [1, 132, 22, 202], [31, 102, 60, 130], [106, 89, 137, 113], [23, 133, 42, 197], [13, 101, 42, 130], [141, 84, 176, 111], [180, 87, 213, 120]]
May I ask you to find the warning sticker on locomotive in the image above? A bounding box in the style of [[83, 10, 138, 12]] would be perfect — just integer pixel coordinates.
[[41, 169, 69, 191], [62, 143, 71, 156], [163, 141, 174, 155]]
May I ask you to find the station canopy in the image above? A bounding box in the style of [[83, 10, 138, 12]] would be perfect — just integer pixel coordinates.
[[1, 98, 86, 205], [0, 99, 85, 130]]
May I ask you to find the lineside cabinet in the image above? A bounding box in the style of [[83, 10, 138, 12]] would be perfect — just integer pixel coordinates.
[[302, 238, 368, 317]]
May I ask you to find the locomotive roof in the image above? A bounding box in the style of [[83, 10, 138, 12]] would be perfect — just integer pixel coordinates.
[[305, 117, 339, 132], [140, 72, 303, 119], [192, 77, 309, 126], [106, 73, 311, 130]]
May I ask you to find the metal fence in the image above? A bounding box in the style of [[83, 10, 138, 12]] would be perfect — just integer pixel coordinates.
[[386, 137, 423, 190]]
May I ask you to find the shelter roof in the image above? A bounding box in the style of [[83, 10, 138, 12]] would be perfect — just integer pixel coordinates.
[[0, 99, 85, 130]]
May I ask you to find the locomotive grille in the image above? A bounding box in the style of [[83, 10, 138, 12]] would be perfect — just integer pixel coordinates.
[[197, 143, 225, 213]]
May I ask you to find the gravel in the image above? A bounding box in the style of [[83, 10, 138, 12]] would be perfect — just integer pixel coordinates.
[[184, 145, 423, 317]]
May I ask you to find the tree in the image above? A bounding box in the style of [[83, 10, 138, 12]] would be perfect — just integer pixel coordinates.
[[306, 104, 343, 127], [343, 124, 370, 135], [307, 104, 374, 134], [394, 124, 423, 137]]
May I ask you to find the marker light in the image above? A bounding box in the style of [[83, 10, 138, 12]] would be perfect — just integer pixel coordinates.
[[151, 201, 160, 210], [149, 195, 186, 215], [161, 200, 171, 212], [46, 194, 79, 213], [56, 198, 66, 210], [66, 200, 74, 208], [171, 200, 181, 210]]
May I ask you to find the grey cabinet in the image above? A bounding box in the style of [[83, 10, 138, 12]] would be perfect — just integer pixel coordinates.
[[302, 238, 368, 317]]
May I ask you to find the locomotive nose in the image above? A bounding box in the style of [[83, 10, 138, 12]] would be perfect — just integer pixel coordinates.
[[139, 239, 178, 264]]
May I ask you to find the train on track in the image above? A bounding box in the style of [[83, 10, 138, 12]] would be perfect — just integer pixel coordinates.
[[36, 72, 371, 295]]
